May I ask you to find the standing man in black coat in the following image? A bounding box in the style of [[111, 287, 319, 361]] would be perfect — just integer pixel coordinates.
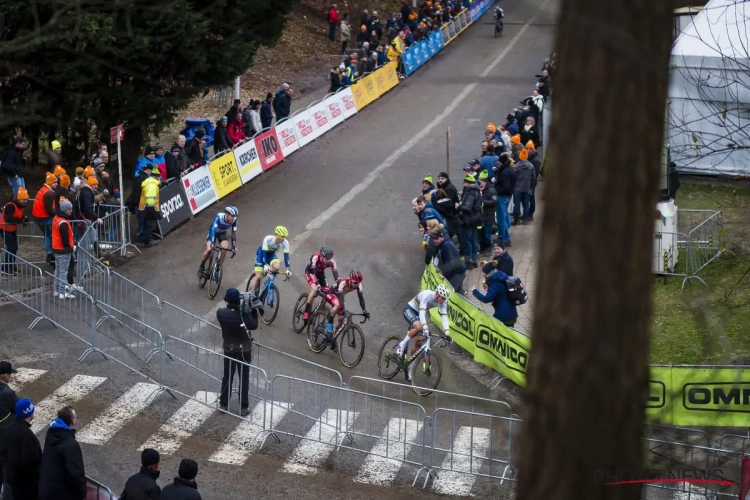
[[4, 398, 42, 500], [0, 362, 20, 499], [161, 459, 201, 500], [38, 406, 86, 500], [120, 448, 162, 500]]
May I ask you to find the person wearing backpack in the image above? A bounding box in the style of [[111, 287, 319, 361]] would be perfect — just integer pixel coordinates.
[[457, 173, 482, 270], [472, 261, 518, 327]]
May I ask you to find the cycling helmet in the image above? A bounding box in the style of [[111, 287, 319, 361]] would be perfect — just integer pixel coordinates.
[[225, 205, 238, 217], [349, 269, 363, 283], [435, 284, 451, 300], [320, 246, 334, 259], [275, 225, 288, 237]]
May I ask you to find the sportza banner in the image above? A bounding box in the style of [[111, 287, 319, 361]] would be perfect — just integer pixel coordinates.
[[157, 180, 192, 236], [291, 109, 318, 147], [274, 118, 300, 157], [208, 151, 242, 198], [232, 138, 263, 183], [308, 100, 334, 137], [254, 129, 285, 171], [181, 165, 218, 215]]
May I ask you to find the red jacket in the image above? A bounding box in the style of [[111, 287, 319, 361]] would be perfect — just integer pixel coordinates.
[[227, 119, 246, 144], [328, 7, 339, 24]]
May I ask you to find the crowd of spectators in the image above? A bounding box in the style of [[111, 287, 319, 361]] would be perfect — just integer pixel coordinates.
[[414, 54, 555, 327]]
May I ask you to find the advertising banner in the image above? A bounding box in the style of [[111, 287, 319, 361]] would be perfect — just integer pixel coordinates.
[[208, 152, 242, 199], [669, 367, 750, 427], [403, 49, 418, 76], [426, 37, 438, 57], [181, 165, 218, 215], [308, 101, 333, 137], [644, 366, 674, 425], [157, 180, 192, 236], [381, 61, 400, 92], [458, 10, 469, 30], [323, 94, 345, 128], [412, 44, 424, 67], [440, 24, 452, 45], [431, 29, 445, 51], [254, 129, 285, 171], [448, 20, 457, 40], [361, 73, 380, 103], [291, 109, 318, 147], [418, 40, 431, 63], [232, 139, 263, 183], [351, 80, 374, 110], [274, 118, 300, 157], [338, 87, 358, 119]]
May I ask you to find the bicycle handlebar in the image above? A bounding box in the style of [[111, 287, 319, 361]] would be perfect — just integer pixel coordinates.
[[266, 269, 290, 282], [347, 312, 369, 324], [211, 245, 237, 258]]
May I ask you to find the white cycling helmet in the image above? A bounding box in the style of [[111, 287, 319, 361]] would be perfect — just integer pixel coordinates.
[[225, 205, 238, 217], [435, 284, 451, 300]]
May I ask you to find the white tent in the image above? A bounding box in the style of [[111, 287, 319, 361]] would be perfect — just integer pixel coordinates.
[[668, 0, 750, 176]]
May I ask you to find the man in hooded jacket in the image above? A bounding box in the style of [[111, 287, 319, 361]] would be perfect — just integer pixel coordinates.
[[472, 261, 518, 327], [512, 148, 535, 225], [120, 448, 162, 500], [434, 172, 459, 206], [3, 398, 42, 500], [526, 141, 542, 221], [457, 173, 482, 269], [38, 406, 86, 500], [426, 229, 466, 294]]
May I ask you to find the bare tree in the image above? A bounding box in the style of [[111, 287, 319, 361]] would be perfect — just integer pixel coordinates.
[[515, 0, 674, 499]]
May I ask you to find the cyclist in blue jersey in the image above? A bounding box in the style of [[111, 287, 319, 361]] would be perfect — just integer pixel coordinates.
[[198, 206, 238, 277], [248, 225, 292, 292]]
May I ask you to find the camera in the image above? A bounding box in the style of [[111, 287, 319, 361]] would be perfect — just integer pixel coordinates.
[[239, 290, 264, 316]]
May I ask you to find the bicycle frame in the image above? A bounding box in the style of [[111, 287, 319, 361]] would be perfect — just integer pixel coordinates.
[[330, 312, 368, 343]]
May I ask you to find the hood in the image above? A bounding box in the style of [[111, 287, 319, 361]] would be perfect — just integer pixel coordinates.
[[47, 418, 75, 445], [516, 160, 533, 170], [463, 183, 480, 194], [486, 268, 509, 285]]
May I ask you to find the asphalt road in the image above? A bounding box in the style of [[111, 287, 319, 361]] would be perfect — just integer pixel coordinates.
[[1, 0, 557, 497]]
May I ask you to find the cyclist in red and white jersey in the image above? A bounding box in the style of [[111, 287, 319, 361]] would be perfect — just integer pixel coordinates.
[[302, 246, 339, 320], [320, 269, 370, 352]]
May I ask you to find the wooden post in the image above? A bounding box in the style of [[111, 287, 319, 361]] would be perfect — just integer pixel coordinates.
[[446, 127, 451, 178]]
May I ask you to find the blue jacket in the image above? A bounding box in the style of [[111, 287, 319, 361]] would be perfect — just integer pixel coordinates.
[[479, 154, 498, 179], [134, 157, 153, 177], [472, 269, 518, 323], [260, 100, 274, 128], [507, 122, 519, 136], [420, 202, 446, 226]]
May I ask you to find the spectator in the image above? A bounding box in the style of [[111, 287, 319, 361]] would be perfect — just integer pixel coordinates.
[[435, 171, 459, 204], [479, 142, 498, 180], [341, 62, 353, 86], [161, 459, 201, 500], [132, 163, 154, 241], [76, 176, 103, 228], [526, 141, 542, 221], [498, 124, 512, 151], [99, 149, 112, 171], [356, 54, 368, 78], [400, 3, 412, 23], [376, 44, 388, 66], [340, 14, 351, 54], [432, 188, 459, 241], [492, 240, 514, 276], [39, 406, 86, 500], [185, 129, 206, 167], [478, 170, 497, 253], [328, 3, 339, 42], [472, 261, 518, 327], [0, 188, 29, 275], [246, 100, 262, 136], [31, 172, 59, 267], [520, 116, 539, 147], [138, 168, 162, 248], [225, 99, 242, 122], [370, 10, 383, 38], [273, 84, 293, 121], [512, 148, 535, 225], [416, 195, 446, 226], [54, 174, 74, 215], [135, 147, 157, 178], [510, 134, 524, 160], [227, 113, 246, 146], [153, 145, 167, 180], [358, 41, 370, 60], [260, 93, 274, 128], [427, 228, 466, 294], [72, 167, 85, 192], [0, 361, 19, 499], [213, 116, 233, 154], [120, 448, 162, 500], [495, 152, 515, 247], [537, 69, 550, 99], [3, 398, 42, 500], [421, 175, 436, 199], [47, 140, 64, 172], [1, 137, 27, 196], [356, 24, 369, 47], [370, 30, 380, 49], [329, 66, 343, 93], [480, 140, 489, 156], [165, 145, 185, 180], [360, 9, 370, 29], [366, 51, 379, 72], [172, 135, 189, 172], [505, 114, 519, 136], [52, 198, 76, 299], [457, 173, 482, 269]]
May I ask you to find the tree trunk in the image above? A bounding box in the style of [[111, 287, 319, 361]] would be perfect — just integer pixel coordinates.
[[515, 1, 674, 499]]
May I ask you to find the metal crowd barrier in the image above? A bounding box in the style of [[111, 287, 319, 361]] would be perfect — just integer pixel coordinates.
[[86, 475, 116, 500], [0, 249, 47, 325], [95, 204, 140, 257]]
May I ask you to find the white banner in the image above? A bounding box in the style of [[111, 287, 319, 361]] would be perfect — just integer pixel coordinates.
[[308, 101, 333, 136], [274, 119, 300, 158], [292, 109, 319, 147], [323, 94, 345, 129], [181, 165, 218, 215], [232, 139, 263, 184], [339, 87, 358, 119]]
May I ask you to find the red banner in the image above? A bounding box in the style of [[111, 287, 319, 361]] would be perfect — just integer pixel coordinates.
[[254, 129, 285, 171]]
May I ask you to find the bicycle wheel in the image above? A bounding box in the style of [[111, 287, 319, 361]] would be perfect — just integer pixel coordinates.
[[292, 293, 309, 333], [339, 324, 365, 368], [412, 349, 442, 396], [207, 260, 222, 299], [307, 310, 328, 353], [261, 283, 280, 325], [198, 255, 212, 289], [377, 335, 402, 380]]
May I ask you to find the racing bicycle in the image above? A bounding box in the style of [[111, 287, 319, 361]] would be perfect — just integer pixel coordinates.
[[308, 311, 368, 368], [377, 330, 452, 396], [198, 245, 236, 299], [493, 11, 504, 37], [246, 269, 289, 325], [291, 285, 331, 334]]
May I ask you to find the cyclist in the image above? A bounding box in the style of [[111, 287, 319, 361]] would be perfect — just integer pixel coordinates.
[[302, 246, 339, 321], [398, 285, 452, 381], [494, 6, 504, 32], [249, 226, 292, 292], [198, 206, 238, 278], [319, 269, 370, 352]]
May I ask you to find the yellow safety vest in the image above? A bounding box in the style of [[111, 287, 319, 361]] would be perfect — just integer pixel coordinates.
[[139, 177, 160, 209]]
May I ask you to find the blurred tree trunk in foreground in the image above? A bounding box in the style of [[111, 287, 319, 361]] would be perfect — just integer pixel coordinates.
[[516, 0, 674, 499]]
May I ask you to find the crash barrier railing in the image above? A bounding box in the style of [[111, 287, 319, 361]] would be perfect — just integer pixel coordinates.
[[653, 230, 689, 282], [12, 212, 88, 266], [95, 204, 139, 257], [86, 475, 116, 500]]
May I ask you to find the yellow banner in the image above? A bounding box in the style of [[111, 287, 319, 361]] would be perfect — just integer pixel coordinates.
[[360, 73, 379, 105], [208, 152, 242, 199], [645, 366, 674, 424], [350, 80, 369, 110], [379, 62, 400, 93]]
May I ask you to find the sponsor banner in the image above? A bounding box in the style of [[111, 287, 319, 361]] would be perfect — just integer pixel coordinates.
[[372, 69, 388, 99], [668, 367, 750, 426], [181, 165, 218, 215], [361, 73, 380, 103], [412, 43, 424, 67], [291, 109, 318, 147], [418, 40, 431, 63], [232, 139, 263, 184], [440, 24, 452, 45], [431, 30, 445, 51], [381, 61, 400, 92], [403, 49, 418, 76], [448, 20, 457, 39], [645, 366, 674, 424], [351, 78, 378, 110], [457, 10, 470, 30], [426, 37, 438, 57], [323, 93, 345, 128], [274, 118, 300, 157], [471, 0, 492, 21], [157, 180, 192, 236], [254, 129, 285, 171], [308, 101, 333, 137], [207, 152, 242, 199], [338, 87, 358, 119]]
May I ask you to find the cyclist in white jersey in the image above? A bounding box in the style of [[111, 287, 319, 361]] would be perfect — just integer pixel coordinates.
[[397, 286, 451, 380]]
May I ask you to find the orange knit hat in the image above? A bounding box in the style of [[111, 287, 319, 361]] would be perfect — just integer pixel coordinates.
[[87, 175, 99, 187], [59, 174, 71, 189], [511, 135, 521, 145], [84, 166, 95, 178], [487, 123, 496, 133], [519, 148, 529, 161], [45, 172, 56, 185], [53, 165, 66, 178], [526, 141, 535, 150], [16, 187, 29, 201]]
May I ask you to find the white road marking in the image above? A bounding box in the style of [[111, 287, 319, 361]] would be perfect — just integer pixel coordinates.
[[77, 382, 162, 445], [354, 417, 424, 486], [209, 400, 290, 466], [281, 408, 358, 476], [8, 368, 47, 392], [31, 375, 107, 434], [141, 391, 218, 455], [11, 353, 59, 364], [432, 426, 490, 497]]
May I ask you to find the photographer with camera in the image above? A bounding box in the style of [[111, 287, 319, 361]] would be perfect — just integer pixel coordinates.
[[217, 288, 261, 416]]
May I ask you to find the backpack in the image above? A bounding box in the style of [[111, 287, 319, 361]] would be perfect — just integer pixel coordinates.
[[505, 276, 528, 306]]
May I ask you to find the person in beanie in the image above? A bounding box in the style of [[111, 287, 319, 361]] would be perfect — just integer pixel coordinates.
[[213, 116, 233, 154], [421, 174, 436, 199], [472, 261, 518, 327], [138, 168, 162, 248], [492, 240, 514, 276], [435, 172, 459, 206], [32, 172, 59, 267], [340, 14, 351, 54], [2, 398, 42, 500], [427, 228, 466, 294], [161, 458, 201, 500], [0, 187, 29, 276], [478, 170, 497, 253], [432, 188, 459, 240], [328, 3, 340, 42], [526, 141, 542, 221], [120, 448, 162, 500], [51, 198, 76, 299], [38, 405, 86, 500], [135, 146, 157, 178], [512, 148, 535, 225], [457, 173, 482, 269]]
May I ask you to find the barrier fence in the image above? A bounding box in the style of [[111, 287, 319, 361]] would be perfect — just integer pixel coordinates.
[[86, 475, 116, 500]]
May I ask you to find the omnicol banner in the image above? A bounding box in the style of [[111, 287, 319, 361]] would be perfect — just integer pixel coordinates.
[[182, 165, 218, 215], [208, 152, 242, 198], [254, 129, 285, 171], [232, 139, 263, 183], [157, 180, 192, 236], [420, 264, 750, 426]]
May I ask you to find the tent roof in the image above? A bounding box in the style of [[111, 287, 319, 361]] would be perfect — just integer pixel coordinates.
[[672, 0, 750, 60]]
